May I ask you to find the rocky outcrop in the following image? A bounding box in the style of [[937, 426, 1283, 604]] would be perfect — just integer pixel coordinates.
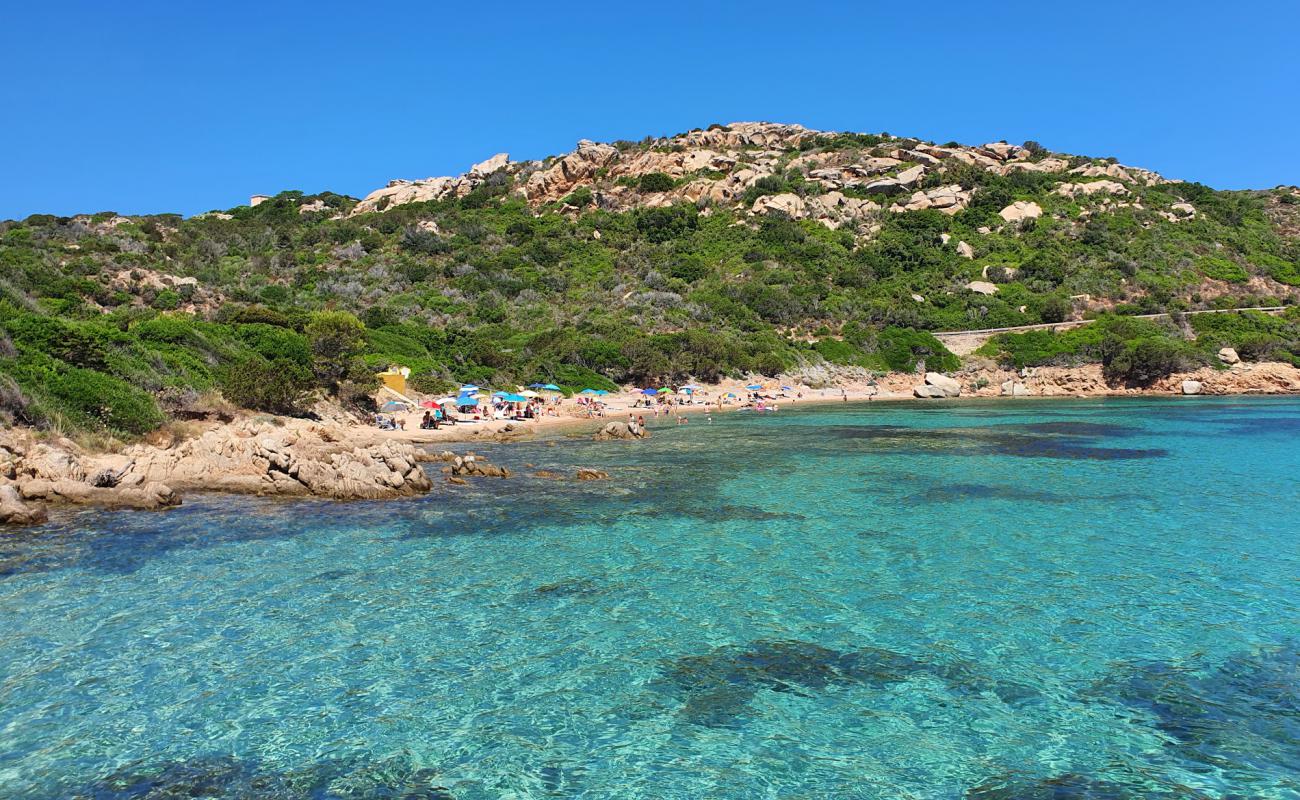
[[524, 139, 620, 203], [593, 421, 650, 440], [119, 422, 432, 500], [348, 122, 1176, 235], [1000, 380, 1030, 397], [1055, 180, 1127, 198], [1218, 347, 1240, 365], [1181, 380, 1203, 395], [0, 419, 433, 525], [966, 280, 998, 295], [575, 468, 610, 481]]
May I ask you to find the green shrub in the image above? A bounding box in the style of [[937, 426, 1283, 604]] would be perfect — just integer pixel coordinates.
[[1200, 257, 1248, 283], [219, 356, 312, 414], [38, 363, 164, 435], [562, 187, 594, 207], [638, 172, 675, 192], [1102, 336, 1197, 385], [875, 327, 959, 373]]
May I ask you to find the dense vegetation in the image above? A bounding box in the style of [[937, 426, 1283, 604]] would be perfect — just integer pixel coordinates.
[[2, 127, 1298, 437], [976, 309, 1300, 384]]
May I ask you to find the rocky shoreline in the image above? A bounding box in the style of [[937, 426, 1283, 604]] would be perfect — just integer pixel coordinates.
[[2, 362, 1298, 527], [0, 418, 431, 526]]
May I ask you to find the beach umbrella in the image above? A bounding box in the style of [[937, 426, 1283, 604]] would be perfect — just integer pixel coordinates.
[[678, 387, 693, 394], [641, 388, 658, 395], [502, 393, 527, 403], [541, 383, 562, 391], [435, 397, 458, 406], [746, 384, 763, 391], [680, 383, 702, 390], [380, 401, 406, 412], [579, 388, 599, 395], [459, 384, 480, 392], [725, 392, 737, 398], [520, 390, 539, 398], [658, 387, 672, 394], [527, 383, 546, 388], [594, 389, 609, 396], [781, 385, 793, 391]]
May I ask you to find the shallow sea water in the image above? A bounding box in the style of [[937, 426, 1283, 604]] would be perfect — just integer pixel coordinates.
[[1, 397, 1298, 799]]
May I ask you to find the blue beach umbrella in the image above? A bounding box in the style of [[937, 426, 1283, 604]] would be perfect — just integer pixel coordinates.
[[502, 393, 527, 403], [746, 384, 763, 391], [580, 389, 599, 395], [641, 388, 658, 395]]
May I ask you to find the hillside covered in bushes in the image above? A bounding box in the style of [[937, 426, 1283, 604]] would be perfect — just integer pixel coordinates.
[[2, 121, 1299, 438]]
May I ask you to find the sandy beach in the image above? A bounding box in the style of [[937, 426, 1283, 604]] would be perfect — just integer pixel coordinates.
[[367, 360, 1300, 446]]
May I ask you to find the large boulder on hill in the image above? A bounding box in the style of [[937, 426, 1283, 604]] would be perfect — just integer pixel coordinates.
[[999, 201, 1043, 224], [1218, 347, 1240, 365], [966, 280, 998, 295], [752, 193, 805, 217], [470, 153, 509, 176]]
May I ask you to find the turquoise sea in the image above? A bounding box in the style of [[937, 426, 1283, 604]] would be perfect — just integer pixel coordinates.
[[1, 397, 1298, 799]]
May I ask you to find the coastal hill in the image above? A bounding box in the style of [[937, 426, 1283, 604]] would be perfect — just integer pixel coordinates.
[[2, 121, 1300, 441]]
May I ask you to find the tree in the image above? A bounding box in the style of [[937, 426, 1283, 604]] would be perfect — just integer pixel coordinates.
[[1039, 295, 1071, 324], [305, 310, 366, 391]]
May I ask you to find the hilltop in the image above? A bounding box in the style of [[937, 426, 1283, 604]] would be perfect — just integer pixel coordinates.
[[2, 121, 1300, 441]]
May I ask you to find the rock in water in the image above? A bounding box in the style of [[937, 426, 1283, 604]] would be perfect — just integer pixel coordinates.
[[593, 421, 649, 441], [1181, 380, 1203, 395], [0, 484, 46, 526], [575, 468, 610, 481]]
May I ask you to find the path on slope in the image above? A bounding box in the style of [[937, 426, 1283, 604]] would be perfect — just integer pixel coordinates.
[[934, 307, 1288, 355]]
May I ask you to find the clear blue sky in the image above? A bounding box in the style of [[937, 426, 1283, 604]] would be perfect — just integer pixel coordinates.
[[2, 1, 1296, 220]]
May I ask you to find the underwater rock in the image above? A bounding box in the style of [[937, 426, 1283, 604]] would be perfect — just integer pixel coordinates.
[[653, 639, 1035, 727], [1095, 640, 1300, 783]]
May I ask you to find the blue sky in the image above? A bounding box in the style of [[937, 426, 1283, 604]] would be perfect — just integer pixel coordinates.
[[2, 1, 1296, 220]]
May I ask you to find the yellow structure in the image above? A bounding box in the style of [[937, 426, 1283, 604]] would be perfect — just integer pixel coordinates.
[[377, 367, 409, 396]]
